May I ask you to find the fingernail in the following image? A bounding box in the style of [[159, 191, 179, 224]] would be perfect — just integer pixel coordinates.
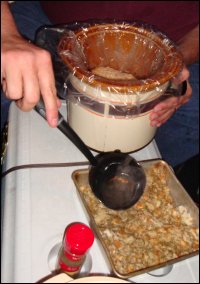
[[154, 105, 163, 111], [151, 114, 158, 119], [51, 118, 58, 127], [151, 121, 157, 126]]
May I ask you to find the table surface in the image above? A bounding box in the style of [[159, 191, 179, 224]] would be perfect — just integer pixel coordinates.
[[1, 102, 199, 283]]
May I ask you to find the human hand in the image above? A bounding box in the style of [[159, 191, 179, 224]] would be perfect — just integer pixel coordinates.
[[1, 34, 61, 127], [149, 66, 192, 127]]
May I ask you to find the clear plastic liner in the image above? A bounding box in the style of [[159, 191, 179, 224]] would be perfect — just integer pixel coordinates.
[[35, 21, 184, 118]]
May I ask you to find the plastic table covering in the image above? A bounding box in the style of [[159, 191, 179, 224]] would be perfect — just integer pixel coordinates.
[[1, 102, 199, 283]]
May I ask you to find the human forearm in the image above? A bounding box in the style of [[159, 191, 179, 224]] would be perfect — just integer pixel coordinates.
[[1, 1, 21, 38], [1, 1, 60, 127], [151, 26, 198, 126], [177, 25, 199, 66]]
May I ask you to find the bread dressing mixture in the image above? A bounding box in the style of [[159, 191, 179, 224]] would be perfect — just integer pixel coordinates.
[[78, 162, 199, 275], [92, 66, 136, 80]]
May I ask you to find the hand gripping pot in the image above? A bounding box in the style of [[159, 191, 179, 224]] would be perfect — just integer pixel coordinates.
[[58, 22, 184, 152]]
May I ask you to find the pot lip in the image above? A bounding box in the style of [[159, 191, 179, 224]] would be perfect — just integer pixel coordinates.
[[58, 22, 184, 93], [69, 73, 169, 104]]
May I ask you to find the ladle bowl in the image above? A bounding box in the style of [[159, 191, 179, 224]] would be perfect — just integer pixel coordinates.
[[35, 99, 146, 210], [89, 152, 146, 210]]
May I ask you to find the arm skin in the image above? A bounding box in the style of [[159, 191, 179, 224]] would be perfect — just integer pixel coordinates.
[[178, 25, 199, 66], [1, 1, 60, 127], [150, 25, 199, 127]]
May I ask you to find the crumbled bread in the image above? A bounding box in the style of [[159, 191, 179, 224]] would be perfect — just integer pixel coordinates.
[[78, 163, 199, 275], [92, 66, 135, 80]]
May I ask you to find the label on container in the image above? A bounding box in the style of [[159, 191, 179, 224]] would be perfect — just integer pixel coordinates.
[[58, 249, 85, 275]]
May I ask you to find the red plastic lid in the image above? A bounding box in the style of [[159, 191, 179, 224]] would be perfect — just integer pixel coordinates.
[[64, 222, 94, 255]]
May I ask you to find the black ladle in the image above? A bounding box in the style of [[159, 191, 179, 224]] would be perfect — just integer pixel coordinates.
[[35, 98, 146, 210], [89, 151, 146, 209]]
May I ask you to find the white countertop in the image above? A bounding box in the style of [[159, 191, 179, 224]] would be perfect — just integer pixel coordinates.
[[1, 102, 199, 283]]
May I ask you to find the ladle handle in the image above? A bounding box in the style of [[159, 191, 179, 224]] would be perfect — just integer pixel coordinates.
[[34, 98, 97, 166]]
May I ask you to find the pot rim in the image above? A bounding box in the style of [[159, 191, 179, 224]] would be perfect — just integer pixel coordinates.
[[58, 23, 183, 93]]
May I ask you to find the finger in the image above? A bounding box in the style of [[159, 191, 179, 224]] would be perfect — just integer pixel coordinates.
[[37, 51, 58, 127], [150, 108, 175, 127], [16, 69, 40, 112], [57, 97, 62, 108], [173, 66, 190, 84], [153, 96, 178, 113], [150, 97, 178, 126], [3, 64, 23, 100]]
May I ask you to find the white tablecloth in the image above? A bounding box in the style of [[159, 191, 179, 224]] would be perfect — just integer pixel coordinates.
[[1, 102, 199, 283]]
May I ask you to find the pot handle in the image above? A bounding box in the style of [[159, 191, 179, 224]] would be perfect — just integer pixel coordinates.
[[163, 80, 187, 98]]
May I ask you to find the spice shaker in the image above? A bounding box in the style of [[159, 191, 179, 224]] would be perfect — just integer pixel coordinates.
[[57, 222, 94, 277]]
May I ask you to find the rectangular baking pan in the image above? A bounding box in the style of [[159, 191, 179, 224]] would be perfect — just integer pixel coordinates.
[[71, 159, 199, 279]]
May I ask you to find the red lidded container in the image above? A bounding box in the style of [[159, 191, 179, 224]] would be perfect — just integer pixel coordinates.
[[58, 222, 94, 276]]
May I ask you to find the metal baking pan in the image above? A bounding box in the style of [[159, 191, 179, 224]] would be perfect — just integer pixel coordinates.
[[71, 159, 199, 279]]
